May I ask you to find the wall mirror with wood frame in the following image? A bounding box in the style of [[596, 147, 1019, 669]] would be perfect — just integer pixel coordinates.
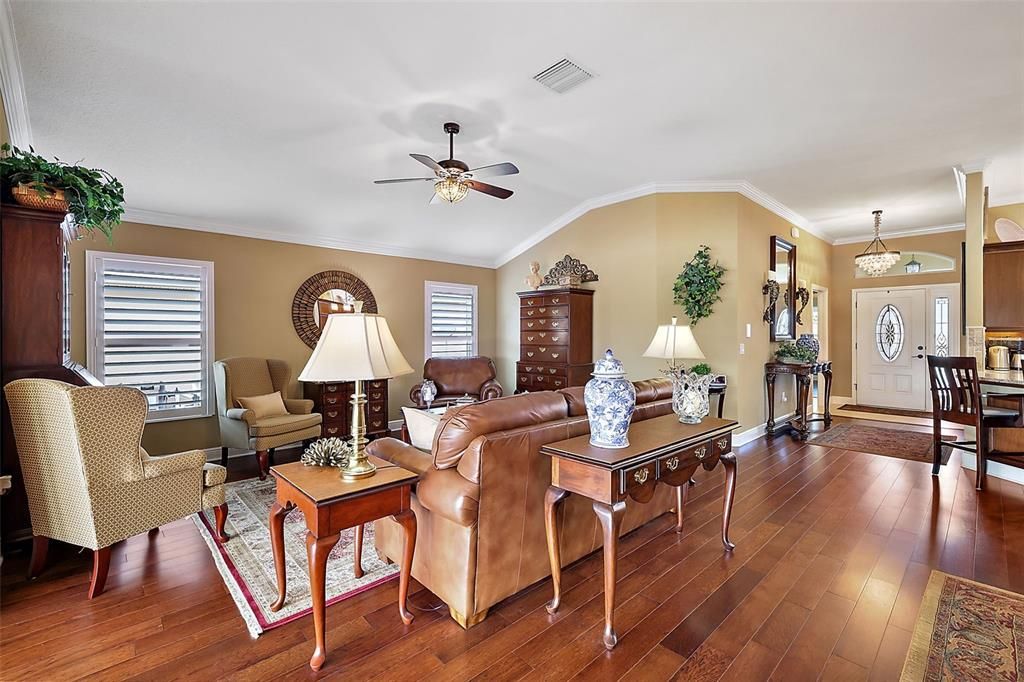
[[292, 271, 377, 348], [770, 236, 797, 341]]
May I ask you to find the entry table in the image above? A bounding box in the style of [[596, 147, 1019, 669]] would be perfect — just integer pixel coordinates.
[[540, 415, 739, 650], [268, 458, 417, 671], [765, 360, 833, 440]]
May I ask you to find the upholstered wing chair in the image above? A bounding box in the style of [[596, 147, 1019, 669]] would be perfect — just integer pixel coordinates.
[[409, 356, 503, 408], [214, 357, 322, 479], [3, 379, 229, 599]]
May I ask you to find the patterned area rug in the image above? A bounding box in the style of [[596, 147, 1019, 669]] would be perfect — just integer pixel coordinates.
[[193, 477, 398, 637], [809, 423, 954, 464], [902, 571, 1024, 681]]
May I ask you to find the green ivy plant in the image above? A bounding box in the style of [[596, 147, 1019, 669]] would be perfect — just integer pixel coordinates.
[[673, 245, 726, 325], [775, 341, 816, 363], [1, 144, 125, 241], [690, 362, 712, 376]]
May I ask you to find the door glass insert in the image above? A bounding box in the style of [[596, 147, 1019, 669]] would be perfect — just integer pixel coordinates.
[[875, 304, 904, 362], [934, 297, 949, 357]]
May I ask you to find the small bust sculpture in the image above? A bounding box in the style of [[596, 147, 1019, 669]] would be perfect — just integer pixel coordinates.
[[524, 261, 542, 290]]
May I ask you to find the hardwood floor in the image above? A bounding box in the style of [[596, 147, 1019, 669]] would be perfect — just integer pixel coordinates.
[[1, 417, 1021, 680]]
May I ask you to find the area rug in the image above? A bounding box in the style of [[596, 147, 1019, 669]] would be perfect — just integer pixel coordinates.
[[808, 423, 953, 464], [901, 570, 1024, 681], [193, 477, 399, 637], [838, 404, 932, 419]]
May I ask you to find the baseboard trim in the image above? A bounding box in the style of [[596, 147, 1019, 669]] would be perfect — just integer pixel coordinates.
[[734, 412, 796, 447], [958, 454, 1024, 485]]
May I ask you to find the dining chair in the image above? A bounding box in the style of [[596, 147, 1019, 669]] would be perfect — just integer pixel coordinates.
[[926, 355, 1019, 490]]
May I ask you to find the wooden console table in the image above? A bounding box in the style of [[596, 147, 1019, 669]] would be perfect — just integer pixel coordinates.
[[765, 360, 833, 440], [268, 458, 417, 671], [540, 414, 739, 650]]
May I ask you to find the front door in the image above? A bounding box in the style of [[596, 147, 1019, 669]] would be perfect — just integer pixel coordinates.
[[855, 288, 928, 410]]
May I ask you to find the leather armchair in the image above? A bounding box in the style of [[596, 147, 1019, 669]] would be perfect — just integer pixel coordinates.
[[409, 356, 503, 407], [214, 357, 322, 480], [368, 379, 675, 629], [3, 379, 230, 599]]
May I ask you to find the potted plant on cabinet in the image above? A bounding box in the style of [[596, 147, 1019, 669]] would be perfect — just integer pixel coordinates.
[[1, 144, 125, 241], [775, 341, 816, 364]]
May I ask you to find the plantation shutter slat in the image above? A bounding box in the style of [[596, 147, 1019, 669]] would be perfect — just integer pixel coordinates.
[[427, 284, 476, 358], [88, 253, 213, 420]]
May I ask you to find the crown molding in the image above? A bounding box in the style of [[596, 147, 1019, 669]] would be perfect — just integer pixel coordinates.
[[120, 207, 496, 269], [832, 222, 965, 246], [0, 0, 32, 147], [493, 180, 826, 267]]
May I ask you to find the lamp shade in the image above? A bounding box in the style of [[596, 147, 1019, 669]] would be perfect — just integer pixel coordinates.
[[298, 313, 414, 382], [642, 318, 705, 362]]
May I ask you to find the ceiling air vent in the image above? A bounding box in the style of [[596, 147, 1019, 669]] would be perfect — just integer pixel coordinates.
[[533, 58, 594, 94]]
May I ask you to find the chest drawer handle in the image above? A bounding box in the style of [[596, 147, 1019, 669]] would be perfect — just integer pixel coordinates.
[[527, 322, 535, 328], [327, 427, 339, 435], [549, 368, 556, 374], [665, 456, 680, 472], [695, 446, 708, 460], [539, 332, 546, 338], [551, 353, 560, 359], [554, 380, 563, 387], [539, 347, 547, 353], [527, 352, 534, 358], [717, 438, 729, 451], [633, 468, 650, 485], [551, 321, 560, 328], [551, 335, 561, 342], [527, 336, 534, 342], [526, 299, 535, 306], [527, 310, 535, 316], [551, 297, 560, 303], [327, 410, 338, 418], [539, 307, 546, 313], [326, 397, 338, 405]]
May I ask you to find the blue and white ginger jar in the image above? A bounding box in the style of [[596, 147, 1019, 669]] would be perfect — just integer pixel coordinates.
[[584, 349, 637, 449]]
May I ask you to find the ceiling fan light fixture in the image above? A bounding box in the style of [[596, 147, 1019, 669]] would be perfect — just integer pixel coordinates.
[[434, 177, 469, 204], [854, 210, 901, 277]]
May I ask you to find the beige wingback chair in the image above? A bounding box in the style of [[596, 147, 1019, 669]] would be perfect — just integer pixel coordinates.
[[214, 357, 322, 479], [3, 379, 229, 599]]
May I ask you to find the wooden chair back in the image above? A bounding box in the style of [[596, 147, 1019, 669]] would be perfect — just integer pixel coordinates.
[[926, 355, 984, 428]]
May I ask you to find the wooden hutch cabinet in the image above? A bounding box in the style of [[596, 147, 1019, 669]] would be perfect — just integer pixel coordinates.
[[303, 380, 390, 440], [516, 288, 594, 393], [984, 241, 1024, 329]]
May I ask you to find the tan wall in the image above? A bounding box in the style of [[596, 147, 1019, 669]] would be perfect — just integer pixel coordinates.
[[829, 230, 964, 397], [68, 221, 496, 455], [496, 192, 828, 433], [736, 198, 832, 428], [987, 202, 1024, 242]]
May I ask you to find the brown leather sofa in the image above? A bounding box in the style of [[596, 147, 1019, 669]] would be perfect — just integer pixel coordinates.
[[368, 378, 675, 628], [408, 356, 503, 407]]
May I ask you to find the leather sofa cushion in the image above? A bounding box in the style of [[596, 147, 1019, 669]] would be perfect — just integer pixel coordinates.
[[424, 356, 498, 397], [634, 377, 673, 404], [433, 392, 568, 469], [366, 437, 433, 475], [557, 386, 587, 416]]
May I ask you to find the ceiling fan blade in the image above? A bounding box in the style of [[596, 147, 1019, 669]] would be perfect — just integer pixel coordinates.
[[410, 153, 443, 172], [466, 180, 513, 199], [429, 191, 443, 205], [468, 162, 519, 178], [374, 177, 435, 184]]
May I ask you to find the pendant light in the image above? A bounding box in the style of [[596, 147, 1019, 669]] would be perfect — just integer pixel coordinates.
[[854, 210, 900, 277], [905, 254, 922, 274]]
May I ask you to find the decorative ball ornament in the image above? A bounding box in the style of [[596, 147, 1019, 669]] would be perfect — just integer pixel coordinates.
[[301, 437, 352, 467]]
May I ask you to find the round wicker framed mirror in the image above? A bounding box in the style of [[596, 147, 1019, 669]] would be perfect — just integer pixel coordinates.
[[292, 271, 378, 348]]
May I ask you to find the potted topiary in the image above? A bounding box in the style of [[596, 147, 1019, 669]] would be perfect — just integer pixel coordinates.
[[775, 341, 816, 364], [1, 144, 125, 241]]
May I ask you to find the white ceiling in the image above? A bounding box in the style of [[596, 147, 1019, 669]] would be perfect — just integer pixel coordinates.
[[5, 1, 1023, 267]]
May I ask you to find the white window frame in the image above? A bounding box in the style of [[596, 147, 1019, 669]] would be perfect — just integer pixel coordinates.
[[424, 281, 479, 360], [86, 251, 216, 422]]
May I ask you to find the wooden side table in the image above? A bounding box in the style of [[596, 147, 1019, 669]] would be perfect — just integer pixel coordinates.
[[268, 458, 417, 671], [540, 415, 739, 650], [765, 360, 832, 440]]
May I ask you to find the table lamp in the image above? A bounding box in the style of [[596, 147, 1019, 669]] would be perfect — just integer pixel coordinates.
[[642, 317, 711, 423], [298, 303, 413, 479]]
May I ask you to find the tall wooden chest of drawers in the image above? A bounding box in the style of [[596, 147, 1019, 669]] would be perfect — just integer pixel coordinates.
[[303, 380, 390, 440], [516, 287, 594, 393]]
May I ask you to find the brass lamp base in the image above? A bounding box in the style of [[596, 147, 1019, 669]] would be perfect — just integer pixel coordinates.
[[340, 378, 377, 481]]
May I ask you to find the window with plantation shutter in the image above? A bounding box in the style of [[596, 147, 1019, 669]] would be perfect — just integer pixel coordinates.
[[86, 252, 215, 422], [424, 281, 478, 359]]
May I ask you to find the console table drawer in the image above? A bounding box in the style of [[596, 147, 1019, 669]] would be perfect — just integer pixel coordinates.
[[621, 462, 656, 495], [712, 433, 732, 457]]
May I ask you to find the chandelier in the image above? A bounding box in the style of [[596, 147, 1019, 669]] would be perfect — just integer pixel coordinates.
[[434, 177, 469, 204], [854, 210, 900, 277]]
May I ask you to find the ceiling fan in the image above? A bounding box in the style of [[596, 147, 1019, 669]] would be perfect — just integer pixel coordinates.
[[374, 122, 519, 204]]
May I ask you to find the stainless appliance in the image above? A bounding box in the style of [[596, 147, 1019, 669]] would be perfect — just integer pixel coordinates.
[[1011, 350, 1022, 370], [987, 345, 1010, 370]]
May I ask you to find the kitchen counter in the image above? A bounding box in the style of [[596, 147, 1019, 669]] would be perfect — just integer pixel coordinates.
[[978, 369, 1024, 390]]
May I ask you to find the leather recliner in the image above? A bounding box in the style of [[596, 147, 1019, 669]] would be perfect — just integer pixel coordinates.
[[367, 378, 675, 628], [408, 356, 503, 407]]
